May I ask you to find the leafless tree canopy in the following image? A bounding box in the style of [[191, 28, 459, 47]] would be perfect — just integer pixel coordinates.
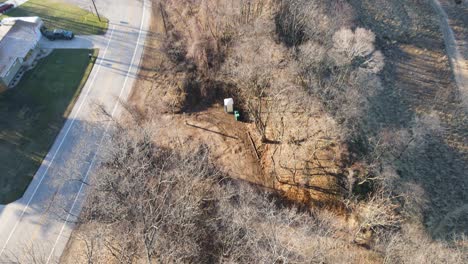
[[64, 119, 466, 264], [73, 125, 358, 263], [64, 0, 468, 263]]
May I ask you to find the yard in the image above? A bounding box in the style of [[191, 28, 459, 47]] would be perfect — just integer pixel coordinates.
[[1, 0, 108, 35], [0, 49, 98, 203]]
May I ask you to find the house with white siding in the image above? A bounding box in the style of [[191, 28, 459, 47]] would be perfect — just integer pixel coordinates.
[[0, 16, 43, 91]]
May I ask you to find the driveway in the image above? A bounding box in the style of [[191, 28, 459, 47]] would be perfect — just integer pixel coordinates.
[[0, 0, 151, 262], [38, 35, 108, 49]]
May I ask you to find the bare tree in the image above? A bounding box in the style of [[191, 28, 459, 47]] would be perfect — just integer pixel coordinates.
[[297, 26, 385, 144], [276, 0, 355, 46], [382, 225, 468, 264]]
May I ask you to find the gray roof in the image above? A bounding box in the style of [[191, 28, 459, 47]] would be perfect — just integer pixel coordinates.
[[0, 18, 42, 77]]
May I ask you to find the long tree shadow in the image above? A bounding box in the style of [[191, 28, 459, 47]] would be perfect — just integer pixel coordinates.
[[353, 0, 468, 241], [0, 117, 107, 263], [0, 48, 98, 204]]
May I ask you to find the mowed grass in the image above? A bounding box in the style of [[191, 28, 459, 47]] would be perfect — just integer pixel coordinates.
[[1, 0, 108, 35], [0, 49, 98, 204]]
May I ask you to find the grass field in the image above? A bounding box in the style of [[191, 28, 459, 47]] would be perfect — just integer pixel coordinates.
[[0, 49, 98, 204], [1, 0, 108, 35]]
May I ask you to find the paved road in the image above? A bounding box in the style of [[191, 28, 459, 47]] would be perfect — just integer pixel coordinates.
[[0, 0, 151, 262]]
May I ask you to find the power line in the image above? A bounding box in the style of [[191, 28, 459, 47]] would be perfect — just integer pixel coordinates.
[[91, 0, 101, 22]]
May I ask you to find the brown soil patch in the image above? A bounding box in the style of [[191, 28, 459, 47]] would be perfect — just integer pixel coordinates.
[[128, 1, 348, 207], [128, 2, 268, 188], [152, 108, 268, 187], [60, 1, 468, 262]]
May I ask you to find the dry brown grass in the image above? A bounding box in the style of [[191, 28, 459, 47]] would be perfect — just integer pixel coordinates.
[[59, 115, 385, 263], [129, 1, 187, 114], [129, 0, 351, 209], [350, 0, 468, 240], [57, 0, 468, 262]]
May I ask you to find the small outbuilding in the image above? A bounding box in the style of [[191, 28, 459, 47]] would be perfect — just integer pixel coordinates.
[[224, 98, 234, 113]]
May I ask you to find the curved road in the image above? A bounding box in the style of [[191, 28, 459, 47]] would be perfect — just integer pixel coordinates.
[[0, 0, 151, 262]]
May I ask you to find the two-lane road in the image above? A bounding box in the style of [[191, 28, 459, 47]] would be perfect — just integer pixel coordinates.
[[0, 0, 151, 262]]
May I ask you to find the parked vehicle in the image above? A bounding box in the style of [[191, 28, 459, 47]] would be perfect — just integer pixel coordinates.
[[40, 27, 74, 41], [0, 4, 14, 14]]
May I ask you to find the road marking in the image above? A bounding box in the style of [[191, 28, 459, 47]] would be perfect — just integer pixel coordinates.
[[0, 25, 116, 259], [26, 187, 59, 249], [46, 1, 148, 262]]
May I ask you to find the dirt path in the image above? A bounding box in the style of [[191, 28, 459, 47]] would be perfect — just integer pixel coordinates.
[[430, 0, 468, 107]]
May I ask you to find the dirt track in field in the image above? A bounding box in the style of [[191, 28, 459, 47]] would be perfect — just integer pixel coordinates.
[[431, 0, 468, 107]]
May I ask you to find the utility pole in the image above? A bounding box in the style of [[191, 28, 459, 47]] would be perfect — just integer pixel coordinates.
[[91, 0, 101, 22]]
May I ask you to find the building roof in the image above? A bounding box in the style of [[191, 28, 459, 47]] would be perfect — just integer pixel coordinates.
[[0, 17, 42, 77], [1, 16, 42, 26]]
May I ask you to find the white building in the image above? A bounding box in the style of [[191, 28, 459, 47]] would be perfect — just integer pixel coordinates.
[[0, 16, 43, 91]]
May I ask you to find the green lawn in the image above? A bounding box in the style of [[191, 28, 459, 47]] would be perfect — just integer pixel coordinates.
[[0, 49, 98, 204], [1, 0, 108, 35]]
